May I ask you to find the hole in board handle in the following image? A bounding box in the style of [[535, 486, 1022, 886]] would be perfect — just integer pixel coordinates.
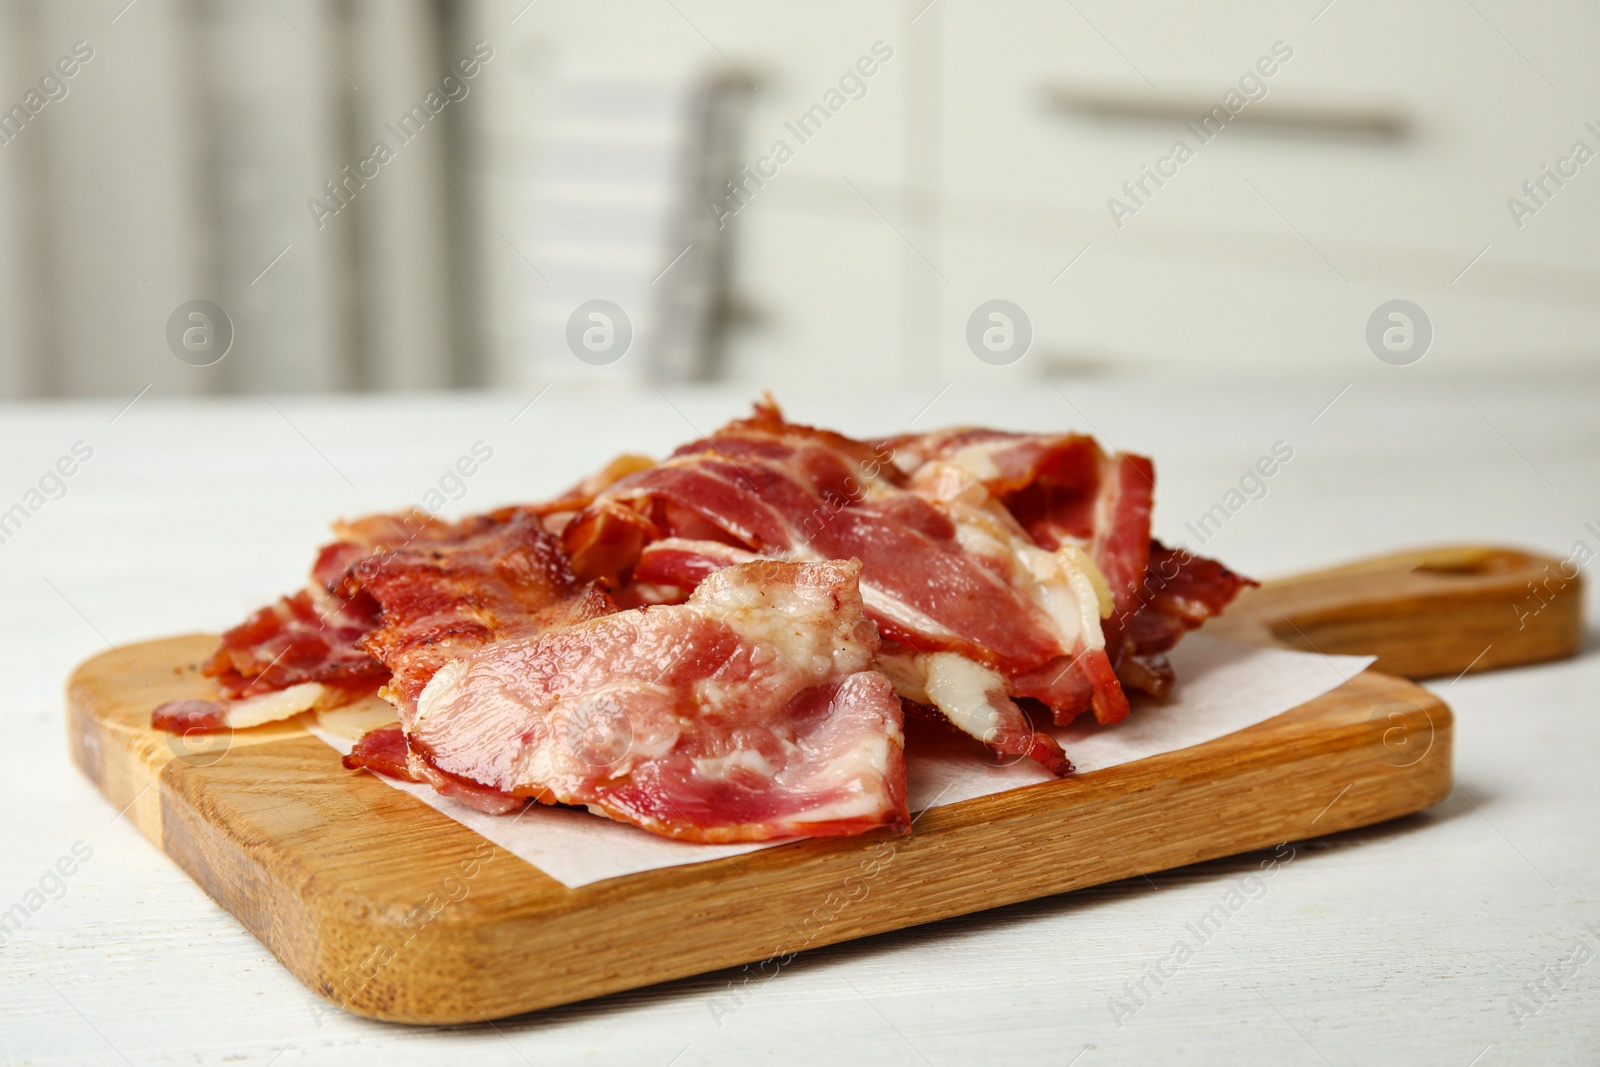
[[1410, 548, 1526, 578]]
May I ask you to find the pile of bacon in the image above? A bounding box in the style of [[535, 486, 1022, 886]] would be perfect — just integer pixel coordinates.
[[153, 401, 1250, 842]]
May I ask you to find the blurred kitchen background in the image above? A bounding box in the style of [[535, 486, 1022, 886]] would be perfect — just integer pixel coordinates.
[[1, 0, 1597, 398]]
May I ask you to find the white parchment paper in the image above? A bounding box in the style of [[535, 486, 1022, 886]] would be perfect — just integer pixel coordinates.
[[309, 635, 1373, 888]]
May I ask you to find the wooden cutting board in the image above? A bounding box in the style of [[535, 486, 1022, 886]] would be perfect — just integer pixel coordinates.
[[64, 544, 1582, 1025]]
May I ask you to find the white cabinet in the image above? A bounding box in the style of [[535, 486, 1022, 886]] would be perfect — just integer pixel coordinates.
[[472, 0, 1600, 388]]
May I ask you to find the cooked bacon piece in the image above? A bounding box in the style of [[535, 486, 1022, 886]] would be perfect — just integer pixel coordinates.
[[405, 560, 910, 842], [1137, 542, 1254, 631], [1113, 541, 1255, 697], [876, 427, 1154, 620], [199, 509, 455, 704], [201, 589, 386, 701], [561, 401, 1124, 753], [876, 649, 1071, 775], [355, 509, 618, 713], [161, 506, 611, 742], [344, 722, 412, 779], [151, 699, 227, 734], [901, 459, 1128, 726], [322, 505, 560, 601], [343, 724, 524, 816], [193, 506, 565, 715], [879, 426, 1249, 701]]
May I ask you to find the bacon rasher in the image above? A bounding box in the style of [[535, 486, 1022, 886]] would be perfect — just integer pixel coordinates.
[[393, 559, 909, 840], [353, 509, 615, 714], [876, 427, 1252, 700], [332, 507, 622, 815], [159, 507, 564, 734]]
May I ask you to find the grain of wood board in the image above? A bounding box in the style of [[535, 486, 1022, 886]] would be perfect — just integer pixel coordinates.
[[64, 544, 1582, 1024]]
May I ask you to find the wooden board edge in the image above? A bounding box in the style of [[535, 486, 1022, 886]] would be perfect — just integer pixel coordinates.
[[64, 637, 1460, 1025], [165, 683, 1454, 1024], [66, 674, 166, 851]]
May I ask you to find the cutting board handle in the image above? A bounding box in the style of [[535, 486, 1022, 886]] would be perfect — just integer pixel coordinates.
[[1204, 544, 1585, 679]]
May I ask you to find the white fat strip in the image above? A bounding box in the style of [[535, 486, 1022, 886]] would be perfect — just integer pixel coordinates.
[[912, 460, 1110, 652], [943, 439, 1010, 482], [1016, 542, 1111, 648], [878, 647, 1017, 747], [224, 682, 329, 729], [920, 652, 1015, 745], [703, 562, 876, 681], [874, 647, 931, 704], [1055, 543, 1114, 618], [692, 746, 779, 782]]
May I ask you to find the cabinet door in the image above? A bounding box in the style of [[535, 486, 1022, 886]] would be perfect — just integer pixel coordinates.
[[927, 0, 1600, 380], [475, 0, 1600, 386]]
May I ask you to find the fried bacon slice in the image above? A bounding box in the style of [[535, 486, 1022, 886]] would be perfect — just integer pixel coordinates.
[[323, 509, 618, 814], [1114, 541, 1254, 694], [186, 507, 568, 730], [353, 509, 617, 713], [397, 559, 909, 841], [560, 401, 1128, 761], [876, 425, 1251, 702], [343, 723, 527, 815], [200, 589, 385, 703]]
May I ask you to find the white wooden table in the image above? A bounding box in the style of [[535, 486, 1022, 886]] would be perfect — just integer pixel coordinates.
[[2, 380, 1596, 1065]]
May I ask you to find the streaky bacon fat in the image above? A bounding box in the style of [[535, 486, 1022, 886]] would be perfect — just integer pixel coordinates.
[[560, 401, 1136, 758], [197, 506, 571, 721], [352, 508, 616, 713], [402, 559, 910, 841], [201, 589, 385, 702], [874, 423, 1249, 704]]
